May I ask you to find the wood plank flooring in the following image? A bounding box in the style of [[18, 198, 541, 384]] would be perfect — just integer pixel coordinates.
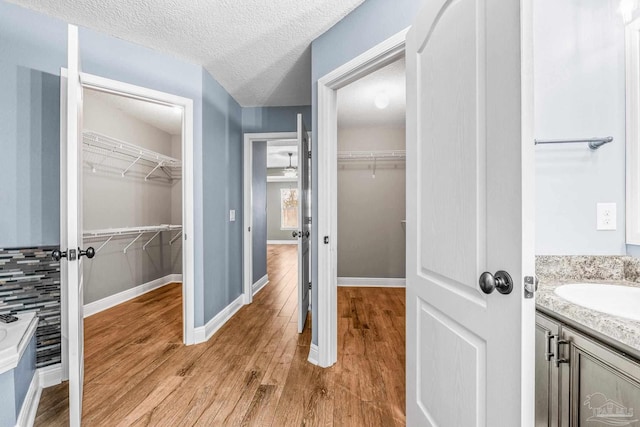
[[35, 244, 405, 426]]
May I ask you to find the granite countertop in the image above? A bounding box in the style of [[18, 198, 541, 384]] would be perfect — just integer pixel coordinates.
[[536, 279, 640, 355]]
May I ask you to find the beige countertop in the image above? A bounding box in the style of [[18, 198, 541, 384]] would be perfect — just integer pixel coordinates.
[[536, 279, 640, 357]]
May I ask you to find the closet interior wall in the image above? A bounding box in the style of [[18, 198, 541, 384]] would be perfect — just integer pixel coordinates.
[[82, 89, 182, 306]]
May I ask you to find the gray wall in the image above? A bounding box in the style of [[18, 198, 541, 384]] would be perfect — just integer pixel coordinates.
[[242, 106, 311, 133], [202, 69, 243, 322], [252, 142, 267, 283], [170, 134, 183, 274], [310, 0, 426, 345], [267, 181, 298, 241], [534, 0, 627, 256], [82, 94, 180, 304], [337, 125, 405, 278]]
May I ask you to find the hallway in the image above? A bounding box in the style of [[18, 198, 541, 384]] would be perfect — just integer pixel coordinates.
[[35, 244, 405, 426]]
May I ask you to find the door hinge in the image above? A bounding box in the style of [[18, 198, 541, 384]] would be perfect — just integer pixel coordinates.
[[323, 236, 329, 244], [248, 226, 251, 232], [308, 151, 312, 159], [524, 276, 538, 299], [308, 282, 312, 290]]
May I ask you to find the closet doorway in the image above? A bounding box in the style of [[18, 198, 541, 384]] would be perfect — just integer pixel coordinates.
[[60, 71, 196, 384]]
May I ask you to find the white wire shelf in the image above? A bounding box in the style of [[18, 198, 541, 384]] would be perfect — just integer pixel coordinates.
[[83, 131, 181, 181], [337, 150, 406, 161], [83, 224, 182, 254]]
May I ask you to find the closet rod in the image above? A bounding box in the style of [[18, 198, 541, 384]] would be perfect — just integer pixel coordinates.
[[337, 150, 406, 161], [534, 136, 613, 150]]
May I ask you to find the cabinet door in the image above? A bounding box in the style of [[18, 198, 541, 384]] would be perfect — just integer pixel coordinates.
[[563, 327, 640, 427], [536, 313, 561, 427]]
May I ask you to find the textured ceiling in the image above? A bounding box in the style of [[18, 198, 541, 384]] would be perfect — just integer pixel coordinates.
[[338, 57, 406, 128], [86, 88, 183, 135], [9, 0, 365, 106]]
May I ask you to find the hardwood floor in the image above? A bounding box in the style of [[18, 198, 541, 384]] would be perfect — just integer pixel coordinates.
[[35, 244, 406, 426]]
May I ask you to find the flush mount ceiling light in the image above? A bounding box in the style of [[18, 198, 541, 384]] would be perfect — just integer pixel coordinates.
[[374, 91, 390, 109], [283, 152, 297, 177]]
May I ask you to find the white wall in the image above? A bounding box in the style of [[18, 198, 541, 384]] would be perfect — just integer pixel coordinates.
[[83, 92, 182, 304], [535, 0, 627, 255], [337, 125, 406, 278]]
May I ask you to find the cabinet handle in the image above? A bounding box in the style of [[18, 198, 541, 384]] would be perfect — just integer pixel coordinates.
[[545, 331, 555, 361], [554, 338, 570, 367]]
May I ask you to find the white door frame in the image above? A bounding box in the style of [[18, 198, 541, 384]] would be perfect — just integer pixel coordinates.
[[60, 70, 196, 363], [316, 28, 409, 367], [243, 132, 298, 304]]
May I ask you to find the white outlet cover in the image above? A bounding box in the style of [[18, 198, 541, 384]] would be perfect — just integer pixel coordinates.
[[230, 210, 236, 222], [597, 203, 616, 231]]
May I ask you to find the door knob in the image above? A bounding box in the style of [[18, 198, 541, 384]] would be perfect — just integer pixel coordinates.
[[51, 249, 67, 261], [304, 230, 310, 238], [292, 231, 299, 238], [79, 247, 95, 259], [479, 270, 513, 295]]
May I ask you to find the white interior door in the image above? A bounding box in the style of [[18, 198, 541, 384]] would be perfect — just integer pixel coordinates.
[[65, 24, 85, 427], [297, 114, 311, 333], [405, 1, 535, 426]]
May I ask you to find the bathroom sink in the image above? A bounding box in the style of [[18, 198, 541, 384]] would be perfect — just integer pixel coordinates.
[[555, 284, 640, 322]]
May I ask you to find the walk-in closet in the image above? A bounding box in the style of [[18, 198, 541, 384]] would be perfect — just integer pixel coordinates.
[[81, 88, 183, 320]]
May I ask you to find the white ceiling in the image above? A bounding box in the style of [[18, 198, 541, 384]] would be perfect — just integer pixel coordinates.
[[10, 0, 366, 107], [85, 88, 183, 135], [267, 141, 298, 168], [337, 57, 406, 128]]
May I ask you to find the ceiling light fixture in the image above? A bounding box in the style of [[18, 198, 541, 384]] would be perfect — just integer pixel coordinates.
[[283, 152, 297, 177], [374, 91, 390, 109]]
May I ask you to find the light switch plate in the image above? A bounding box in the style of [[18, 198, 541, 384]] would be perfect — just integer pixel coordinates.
[[230, 210, 236, 222], [597, 203, 616, 230]]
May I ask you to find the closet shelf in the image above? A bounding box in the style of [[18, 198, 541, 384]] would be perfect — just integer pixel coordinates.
[[83, 131, 181, 181], [337, 150, 406, 161], [83, 225, 182, 254]]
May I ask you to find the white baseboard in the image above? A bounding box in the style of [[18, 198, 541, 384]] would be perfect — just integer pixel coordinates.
[[337, 277, 406, 287], [194, 294, 244, 344], [38, 363, 62, 388], [267, 240, 297, 245], [308, 343, 319, 366], [84, 274, 182, 318], [252, 274, 269, 296], [16, 369, 41, 427]]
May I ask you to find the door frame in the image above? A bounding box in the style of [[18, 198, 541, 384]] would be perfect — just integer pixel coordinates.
[[60, 71, 196, 381], [315, 28, 409, 368], [243, 132, 298, 304]]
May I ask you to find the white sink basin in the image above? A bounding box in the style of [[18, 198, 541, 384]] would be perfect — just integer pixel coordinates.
[[555, 283, 640, 322]]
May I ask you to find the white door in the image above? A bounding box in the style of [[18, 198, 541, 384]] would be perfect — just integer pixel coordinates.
[[297, 114, 311, 333], [405, 1, 535, 426], [64, 24, 88, 427]]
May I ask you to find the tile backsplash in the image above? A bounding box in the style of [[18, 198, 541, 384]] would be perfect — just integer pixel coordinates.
[[536, 255, 640, 283], [0, 246, 60, 368]]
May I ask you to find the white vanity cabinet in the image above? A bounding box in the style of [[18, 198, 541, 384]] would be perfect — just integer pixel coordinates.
[[536, 311, 640, 426]]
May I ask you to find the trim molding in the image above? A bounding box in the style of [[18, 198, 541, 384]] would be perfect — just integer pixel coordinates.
[[337, 277, 406, 287], [308, 343, 319, 366], [16, 370, 41, 427], [194, 295, 244, 344], [267, 240, 297, 245], [252, 274, 269, 296], [317, 27, 409, 368], [39, 363, 63, 388], [267, 176, 298, 183], [84, 274, 182, 318]]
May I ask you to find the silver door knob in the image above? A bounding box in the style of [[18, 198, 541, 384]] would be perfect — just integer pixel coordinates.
[[479, 270, 513, 295], [292, 231, 299, 238]]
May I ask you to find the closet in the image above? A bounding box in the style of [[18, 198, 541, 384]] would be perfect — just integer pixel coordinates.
[[81, 88, 183, 317]]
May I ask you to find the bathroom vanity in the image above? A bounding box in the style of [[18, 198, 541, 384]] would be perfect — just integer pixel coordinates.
[[535, 257, 640, 427]]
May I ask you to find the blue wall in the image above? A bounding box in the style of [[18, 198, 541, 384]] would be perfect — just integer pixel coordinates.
[[534, 0, 627, 256], [202, 70, 244, 322], [0, 3, 65, 247], [252, 142, 268, 283], [243, 106, 311, 133], [310, 0, 425, 345]]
